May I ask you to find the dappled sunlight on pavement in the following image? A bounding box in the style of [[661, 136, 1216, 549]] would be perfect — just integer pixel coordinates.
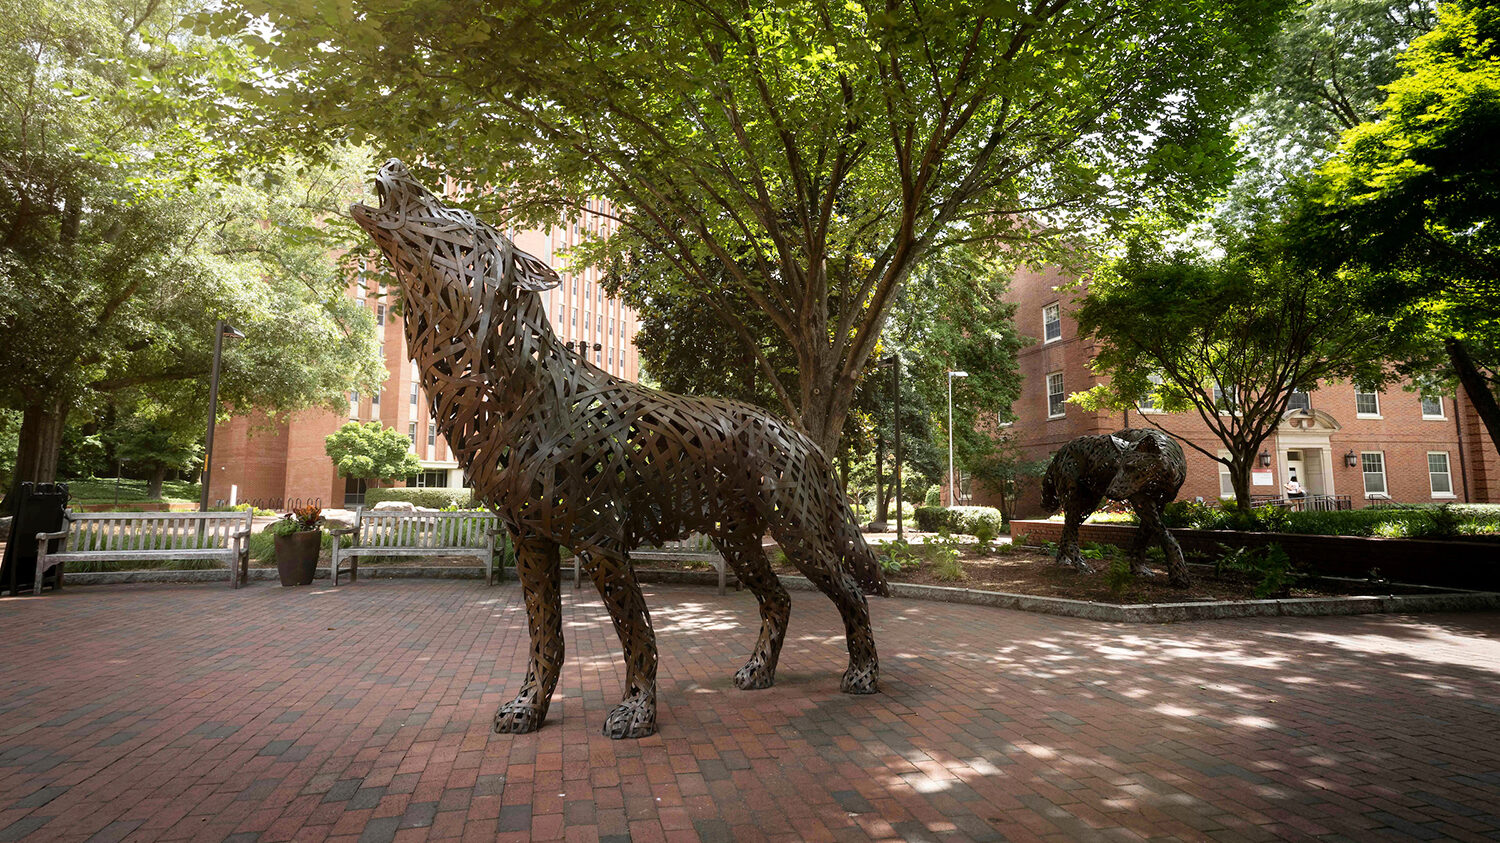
[[0, 582, 1497, 840]]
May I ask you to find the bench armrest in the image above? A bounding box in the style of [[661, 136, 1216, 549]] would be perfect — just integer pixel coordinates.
[[232, 527, 251, 539], [329, 526, 359, 537], [35, 530, 69, 541]]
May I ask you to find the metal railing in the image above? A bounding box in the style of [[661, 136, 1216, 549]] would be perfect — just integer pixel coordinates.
[[1254, 494, 1353, 512]]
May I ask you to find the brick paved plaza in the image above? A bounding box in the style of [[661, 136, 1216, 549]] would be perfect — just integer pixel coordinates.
[[2, 581, 1498, 842]]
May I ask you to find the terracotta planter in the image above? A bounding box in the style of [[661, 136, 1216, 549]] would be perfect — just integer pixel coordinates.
[[274, 530, 321, 586]]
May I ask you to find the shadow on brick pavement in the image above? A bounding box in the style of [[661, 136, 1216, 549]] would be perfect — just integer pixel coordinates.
[[1, 581, 1498, 841]]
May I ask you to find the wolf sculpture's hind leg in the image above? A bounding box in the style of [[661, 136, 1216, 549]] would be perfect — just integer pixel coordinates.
[[771, 524, 879, 695], [711, 531, 790, 691], [578, 544, 659, 739], [495, 538, 563, 734]]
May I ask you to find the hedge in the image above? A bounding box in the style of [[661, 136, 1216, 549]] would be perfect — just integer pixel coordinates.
[[363, 487, 476, 509], [914, 505, 1004, 536], [1158, 500, 1500, 539]]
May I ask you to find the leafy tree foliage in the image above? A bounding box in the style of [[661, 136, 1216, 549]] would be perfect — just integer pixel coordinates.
[[1293, 0, 1500, 457], [1073, 231, 1393, 508], [324, 421, 421, 485], [103, 409, 203, 499], [208, 0, 1290, 451], [0, 0, 385, 506]]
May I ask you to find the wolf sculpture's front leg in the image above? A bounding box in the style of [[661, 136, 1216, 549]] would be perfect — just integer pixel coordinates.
[[495, 538, 564, 734], [579, 545, 658, 739]]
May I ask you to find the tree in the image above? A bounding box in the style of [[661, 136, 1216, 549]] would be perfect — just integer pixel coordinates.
[[103, 410, 203, 500], [1073, 231, 1393, 508], [0, 0, 386, 507], [324, 421, 422, 488], [969, 436, 1050, 523], [1220, 0, 1437, 225], [1293, 0, 1500, 457], [207, 0, 1290, 453]]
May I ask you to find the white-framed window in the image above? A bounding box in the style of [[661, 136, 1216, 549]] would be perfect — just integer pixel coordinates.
[[348, 391, 359, 420], [1287, 389, 1311, 412], [375, 303, 385, 326], [1212, 382, 1238, 413], [428, 418, 437, 448], [1138, 373, 1164, 413], [1428, 451, 1454, 497], [371, 388, 380, 410], [1361, 451, 1388, 498], [1421, 393, 1445, 419], [1042, 302, 1062, 343], [998, 412, 1013, 428], [1046, 372, 1066, 418], [407, 422, 417, 450], [1355, 388, 1380, 417], [410, 383, 419, 405], [1217, 452, 1234, 499]]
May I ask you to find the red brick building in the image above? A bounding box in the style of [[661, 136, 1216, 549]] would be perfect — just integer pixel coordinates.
[[212, 204, 641, 509], [962, 265, 1500, 516]]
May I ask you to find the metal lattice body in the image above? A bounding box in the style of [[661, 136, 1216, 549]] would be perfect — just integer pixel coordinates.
[[352, 159, 888, 739], [1040, 428, 1191, 586]]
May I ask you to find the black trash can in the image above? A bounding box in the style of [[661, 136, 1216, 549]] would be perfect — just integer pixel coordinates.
[[1, 482, 70, 596]]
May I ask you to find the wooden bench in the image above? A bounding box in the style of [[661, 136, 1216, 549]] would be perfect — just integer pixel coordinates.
[[33, 510, 254, 594], [329, 509, 504, 586], [571, 534, 731, 595]]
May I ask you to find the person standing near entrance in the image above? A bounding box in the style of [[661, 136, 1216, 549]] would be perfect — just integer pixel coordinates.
[[1284, 474, 1306, 499]]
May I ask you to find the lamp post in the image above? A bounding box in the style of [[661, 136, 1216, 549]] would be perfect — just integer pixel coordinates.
[[947, 370, 968, 506], [880, 355, 904, 539], [200, 320, 245, 512]]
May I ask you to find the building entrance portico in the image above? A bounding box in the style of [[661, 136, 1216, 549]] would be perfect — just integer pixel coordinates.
[[1277, 408, 1342, 498]]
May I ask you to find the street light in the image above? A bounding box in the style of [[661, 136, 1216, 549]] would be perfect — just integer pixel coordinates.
[[947, 370, 968, 506], [879, 355, 903, 539], [200, 320, 245, 513]]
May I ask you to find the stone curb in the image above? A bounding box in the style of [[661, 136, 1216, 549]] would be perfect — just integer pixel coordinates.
[[44, 567, 1500, 623]]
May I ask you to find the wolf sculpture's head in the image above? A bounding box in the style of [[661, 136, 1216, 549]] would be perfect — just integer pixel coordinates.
[[350, 159, 561, 318]]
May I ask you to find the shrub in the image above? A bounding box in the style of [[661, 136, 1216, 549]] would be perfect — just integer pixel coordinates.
[[1214, 543, 1301, 598], [913, 505, 1003, 537], [914, 506, 949, 532], [364, 487, 476, 509], [972, 519, 997, 546], [1106, 556, 1135, 597], [923, 485, 942, 507]]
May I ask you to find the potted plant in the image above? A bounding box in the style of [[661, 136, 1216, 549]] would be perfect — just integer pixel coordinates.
[[270, 504, 323, 586]]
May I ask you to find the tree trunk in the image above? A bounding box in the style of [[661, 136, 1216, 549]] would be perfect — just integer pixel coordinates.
[[1228, 456, 1254, 510], [1447, 337, 1500, 460], [4, 397, 70, 513], [147, 465, 167, 500]]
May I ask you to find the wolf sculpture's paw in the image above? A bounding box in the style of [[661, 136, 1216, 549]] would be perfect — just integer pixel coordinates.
[[840, 663, 879, 695], [734, 657, 777, 691], [603, 690, 657, 739], [1055, 548, 1095, 574], [494, 698, 545, 734]]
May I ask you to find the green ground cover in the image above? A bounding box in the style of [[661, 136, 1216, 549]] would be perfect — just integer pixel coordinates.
[[59, 477, 201, 505]]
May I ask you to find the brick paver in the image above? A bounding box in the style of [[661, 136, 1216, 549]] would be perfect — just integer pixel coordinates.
[[2, 582, 1498, 841]]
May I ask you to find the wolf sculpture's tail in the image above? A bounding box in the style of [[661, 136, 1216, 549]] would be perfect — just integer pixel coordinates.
[[831, 491, 891, 597]]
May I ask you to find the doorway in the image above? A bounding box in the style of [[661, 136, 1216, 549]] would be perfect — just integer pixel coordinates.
[[1284, 449, 1326, 496]]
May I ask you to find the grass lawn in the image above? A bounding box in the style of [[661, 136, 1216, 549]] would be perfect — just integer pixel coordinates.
[[61, 477, 201, 505]]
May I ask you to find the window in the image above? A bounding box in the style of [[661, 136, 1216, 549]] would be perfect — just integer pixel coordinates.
[[348, 391, 359, 420], [1428, 452, 1453, 497], [1046, 372, 1066, 418], [343, 477, 367, 508], [407, 422, 417, 449], [1421, 393, 1445, 419], [376, 304, 385, 326], [1138, 374, 1164, 413], [1042, 303, 1062, 343], [428, 419, 437, 448], [1361, 452, 1387, 498], [1218, 458, 1234, 499], [1355, 388, 1380, 417], [406, 470, 446, 489], [1212, 383, 1238, 413], [410, 383, 419, 406], [585, 313, 590, 331], [371, 388, 380, 409], [1287, 389, 1311, 412]]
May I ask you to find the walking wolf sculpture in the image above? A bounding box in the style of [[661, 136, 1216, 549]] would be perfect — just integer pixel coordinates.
[[352, 160, 888, 739], [1040, 428, 1191, 586]]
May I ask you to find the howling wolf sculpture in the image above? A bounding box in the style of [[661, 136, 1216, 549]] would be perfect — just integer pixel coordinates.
[[1040, 428, 1191, 587], [352, 160, 888, 739]]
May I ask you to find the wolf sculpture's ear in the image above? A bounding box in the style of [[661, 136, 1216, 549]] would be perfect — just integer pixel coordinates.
[[1109, 435, 1131, 451], [1135, 434, 1162, 454], [510, 247, 562, 292]]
